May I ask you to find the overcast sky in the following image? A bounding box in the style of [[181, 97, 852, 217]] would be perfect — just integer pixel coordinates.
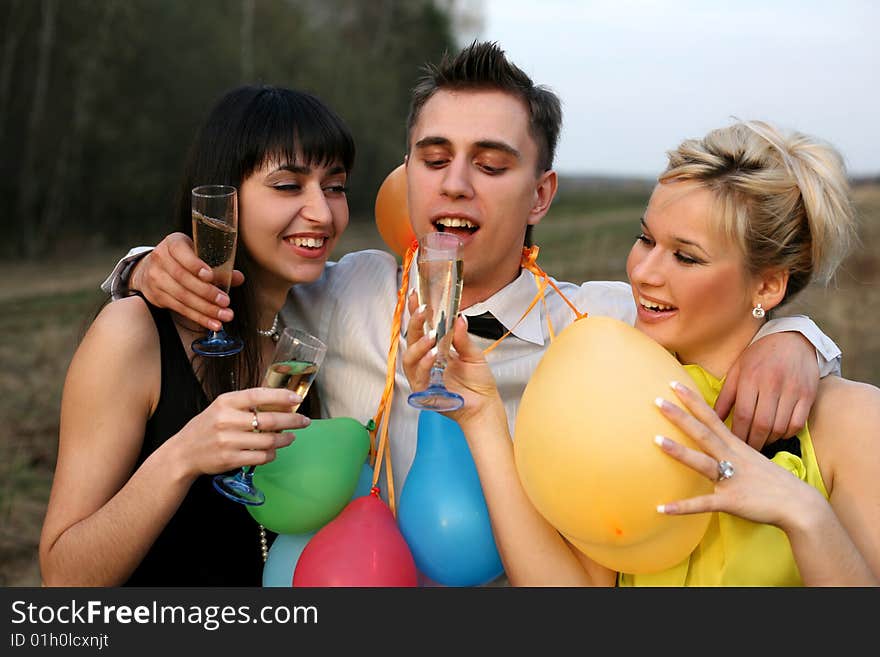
[[477, 0, 879, 178]]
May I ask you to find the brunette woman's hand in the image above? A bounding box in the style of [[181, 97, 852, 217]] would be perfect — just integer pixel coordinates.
[[172, 387, 310, 478]]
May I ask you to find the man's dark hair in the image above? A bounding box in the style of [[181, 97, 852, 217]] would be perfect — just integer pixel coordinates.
[[406, 41, 562, 173]]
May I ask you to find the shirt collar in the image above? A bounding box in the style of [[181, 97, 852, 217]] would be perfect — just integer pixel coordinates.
[[401, 261, 545, 346]]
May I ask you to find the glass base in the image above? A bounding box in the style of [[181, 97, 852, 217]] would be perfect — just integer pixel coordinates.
[[212, 473, 265, 506], [192, 331, 243, 357], [407, 385, 464, 412]]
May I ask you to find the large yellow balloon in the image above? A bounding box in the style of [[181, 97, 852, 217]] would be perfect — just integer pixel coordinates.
[[513, 316, 712, 574], [375, 163, 416, 258]]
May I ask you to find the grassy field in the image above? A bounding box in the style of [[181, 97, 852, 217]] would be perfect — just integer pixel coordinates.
[[1, 181, 877, 586]]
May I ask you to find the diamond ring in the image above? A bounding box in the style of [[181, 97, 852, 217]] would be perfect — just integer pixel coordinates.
[[717, 459, 735, 481]]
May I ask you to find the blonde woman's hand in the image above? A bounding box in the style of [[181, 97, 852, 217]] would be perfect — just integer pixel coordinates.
[[654, 380, 824, 530]]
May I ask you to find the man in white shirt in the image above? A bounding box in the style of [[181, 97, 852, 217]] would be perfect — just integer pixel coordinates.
[[104, 41, 840, 502]]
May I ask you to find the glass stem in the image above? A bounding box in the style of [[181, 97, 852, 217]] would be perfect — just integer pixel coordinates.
[[428, 361, 446, 388]]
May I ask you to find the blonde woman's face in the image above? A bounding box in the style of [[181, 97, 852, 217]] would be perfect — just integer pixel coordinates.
[[625, 181, 761, 374]]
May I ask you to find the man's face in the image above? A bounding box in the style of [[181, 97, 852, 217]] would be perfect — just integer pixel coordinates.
[[405, 89, 555, 307]]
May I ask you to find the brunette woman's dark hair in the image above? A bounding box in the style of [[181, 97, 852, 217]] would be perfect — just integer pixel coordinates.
[[176, 85, 354, 401]]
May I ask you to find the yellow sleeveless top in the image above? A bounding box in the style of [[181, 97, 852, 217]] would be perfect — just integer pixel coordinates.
[[618, 364, 829, 587]]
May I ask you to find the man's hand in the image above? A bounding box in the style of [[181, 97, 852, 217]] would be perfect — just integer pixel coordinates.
[[715, 331, 819, 450], [130, 232, 244, 331]]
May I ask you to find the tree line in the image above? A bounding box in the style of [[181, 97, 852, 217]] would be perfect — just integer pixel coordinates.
[[1, 0, 457, 258]]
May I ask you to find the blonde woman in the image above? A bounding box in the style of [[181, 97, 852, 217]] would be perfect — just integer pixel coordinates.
[[404, 120, 880, 586]]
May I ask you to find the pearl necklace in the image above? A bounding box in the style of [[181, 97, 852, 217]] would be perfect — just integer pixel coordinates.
[[257, 314, 280, 342], [260, 525, 268, 562], [229, 368, 271, 565]]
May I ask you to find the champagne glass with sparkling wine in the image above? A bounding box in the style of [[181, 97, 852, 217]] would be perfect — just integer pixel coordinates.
[[191, 185, 243, 356], [407, 232, 464, 412], [213, 327, 327, 505]]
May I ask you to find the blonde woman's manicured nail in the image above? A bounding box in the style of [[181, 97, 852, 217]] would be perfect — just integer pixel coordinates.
[[656, 504, 667, 514]]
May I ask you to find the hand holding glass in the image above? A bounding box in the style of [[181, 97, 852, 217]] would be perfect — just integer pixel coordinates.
[[191, 185, 243, 357], [213, 327, 328, 505], [407, 232, 464, 412]]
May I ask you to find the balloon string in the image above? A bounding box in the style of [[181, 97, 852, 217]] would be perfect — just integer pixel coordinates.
[[368, 237, 419, 517], [482, 246, 587, 354]]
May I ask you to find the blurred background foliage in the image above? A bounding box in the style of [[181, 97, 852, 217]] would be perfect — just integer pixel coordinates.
[[1, 0, 467, 258]]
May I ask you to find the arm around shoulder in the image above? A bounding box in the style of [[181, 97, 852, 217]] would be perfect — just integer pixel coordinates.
[[100, 247, 154, 299], [755, 314, 842, 377]]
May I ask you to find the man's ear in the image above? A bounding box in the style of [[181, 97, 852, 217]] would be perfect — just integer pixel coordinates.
[[528, 169, 558, 226], [754, 268, 789, 312]]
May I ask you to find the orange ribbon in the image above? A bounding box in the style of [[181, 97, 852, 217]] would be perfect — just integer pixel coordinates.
[[368, 238, 419, 516], [482, 246, 587, 354]]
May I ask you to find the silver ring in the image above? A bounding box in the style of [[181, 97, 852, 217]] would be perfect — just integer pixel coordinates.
[[717, 459, 735, 481], [251, 409, 260, 432]]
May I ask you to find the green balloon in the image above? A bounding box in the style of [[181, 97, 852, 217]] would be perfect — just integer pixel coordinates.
[[248, 417, 371, 534]]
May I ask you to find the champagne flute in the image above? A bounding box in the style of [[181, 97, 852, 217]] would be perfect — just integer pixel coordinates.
[[407, 232, 465, 412], [213, 327, 327, 505], [191, 185, 244, 357]]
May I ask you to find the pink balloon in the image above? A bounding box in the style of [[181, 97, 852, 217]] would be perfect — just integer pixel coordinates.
[[293, 493, 418, 587]]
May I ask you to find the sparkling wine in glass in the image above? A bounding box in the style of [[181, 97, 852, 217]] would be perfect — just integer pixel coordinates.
[[407, 232, 465, 412], [213, 327, 327, 505], [191, 185, 243, 357]]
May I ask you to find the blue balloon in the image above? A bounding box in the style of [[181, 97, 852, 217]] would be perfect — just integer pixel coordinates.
[[352, 462, 374, 499], [398, 411, 504, 586], [262, 532, 316, 587]]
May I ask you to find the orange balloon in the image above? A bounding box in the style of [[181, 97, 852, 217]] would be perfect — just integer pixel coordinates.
[[375, 163, 416, 257], [513, 316, 712, 574]]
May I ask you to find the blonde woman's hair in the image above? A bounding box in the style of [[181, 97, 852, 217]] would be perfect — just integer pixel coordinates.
[[660, 120, 857, 306]]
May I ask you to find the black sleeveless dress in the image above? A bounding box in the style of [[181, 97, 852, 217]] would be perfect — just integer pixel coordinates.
[[124, 297, 269, 586]]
